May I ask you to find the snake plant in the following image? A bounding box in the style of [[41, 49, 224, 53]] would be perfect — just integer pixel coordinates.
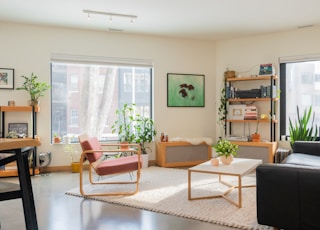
[[289, 106, 318, 147]]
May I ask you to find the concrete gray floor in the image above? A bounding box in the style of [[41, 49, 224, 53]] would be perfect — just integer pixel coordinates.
[[0, 171, 238, 230]]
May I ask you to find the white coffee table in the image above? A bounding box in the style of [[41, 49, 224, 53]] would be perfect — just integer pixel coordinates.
[[188, 158, 262, 208]]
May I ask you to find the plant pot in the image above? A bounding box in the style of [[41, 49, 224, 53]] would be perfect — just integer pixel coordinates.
[[54, 137, 61, 144], [28, 100, 40, 106], [71, 162, 80, 173], [219, 155, 234, 165], [120, 141, 129, 150], [141, 153, 149, 168], [252, 133, 261, 142]]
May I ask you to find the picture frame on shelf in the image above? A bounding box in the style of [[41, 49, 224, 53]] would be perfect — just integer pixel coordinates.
[[8, 123, 28, 137], [259, 63, 275, 75], [227, 104, 246, 120], [0, 68, 14, 89], [167, 73, 205, 107]]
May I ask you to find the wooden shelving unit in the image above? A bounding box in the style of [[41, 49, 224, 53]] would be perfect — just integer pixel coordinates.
[[224, 75, 278, 162], [0, 106, 40, 177], [225, 75, 278, 141]]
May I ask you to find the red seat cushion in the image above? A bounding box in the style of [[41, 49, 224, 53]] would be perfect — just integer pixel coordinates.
[[80, 137, 103, 163], [95, 155, 141, 175]]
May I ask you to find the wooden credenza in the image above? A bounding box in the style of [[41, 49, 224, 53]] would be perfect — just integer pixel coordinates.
[[156, 141, 212, 167], [230, 141, 277, 163]]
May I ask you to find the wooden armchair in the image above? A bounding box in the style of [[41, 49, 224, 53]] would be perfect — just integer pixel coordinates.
[[78, 134, 142, 196]]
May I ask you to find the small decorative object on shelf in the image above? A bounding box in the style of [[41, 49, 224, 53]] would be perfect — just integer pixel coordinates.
[[212, 139, 238, 165], [224, 69, 236, 79], [8, 100, 15, 106], [160, 132, 165, 142]]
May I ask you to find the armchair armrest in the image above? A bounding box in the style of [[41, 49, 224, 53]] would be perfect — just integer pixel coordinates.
[[256, 163, 320, 229]]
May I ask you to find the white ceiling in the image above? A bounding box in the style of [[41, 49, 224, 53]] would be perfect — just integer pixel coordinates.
[[1, 0, 320, 40]]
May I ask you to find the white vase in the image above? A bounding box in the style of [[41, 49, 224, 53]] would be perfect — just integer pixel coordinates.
[[141, 153, 149, 168], [219, 155, 233, 165]]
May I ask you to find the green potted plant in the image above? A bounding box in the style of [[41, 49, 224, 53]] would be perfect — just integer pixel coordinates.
[[64, 144, 80, 173], [16, 73, 51, 106], [212, 139, 239, 165], [217, 86, 227, 138], [111, 103, 136, 146], [289, 106, 318, 148], [252, 120, 261, 142], [134, 114, 157, 167], [134, 114, 157, 154], [53, 133, 61, 144]]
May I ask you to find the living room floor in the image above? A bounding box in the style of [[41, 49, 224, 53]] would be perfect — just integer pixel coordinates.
[[0, 170, 237, 230]]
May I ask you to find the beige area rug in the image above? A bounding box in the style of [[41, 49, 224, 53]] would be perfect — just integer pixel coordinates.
[[66, 166, 271, 230]]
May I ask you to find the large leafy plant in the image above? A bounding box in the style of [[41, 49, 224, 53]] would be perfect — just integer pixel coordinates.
[[134, 115, 157, 154], [289, 106, 318, 147], [111, 103, 136, 143]]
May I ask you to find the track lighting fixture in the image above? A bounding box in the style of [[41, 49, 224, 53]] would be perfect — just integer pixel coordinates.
[[83, 10, 137, 23]]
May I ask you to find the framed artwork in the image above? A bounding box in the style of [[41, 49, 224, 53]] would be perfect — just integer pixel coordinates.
[[0, 68, 14, 89], [167, 73, 205, 107], [8, 123, 28, 137], [227, 105, 246, 120]]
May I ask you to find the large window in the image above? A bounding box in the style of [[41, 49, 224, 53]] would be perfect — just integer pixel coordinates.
[[280, 59, 320, 137], [51, 58, 153, 143]]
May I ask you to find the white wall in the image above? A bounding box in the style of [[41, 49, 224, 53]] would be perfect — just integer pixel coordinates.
[[0, 22, 216, 166], [215, 26, 320, 140]]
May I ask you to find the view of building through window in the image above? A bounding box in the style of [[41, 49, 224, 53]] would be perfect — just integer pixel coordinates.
[[51, 62, 152, 143], [282, 60, 320, 136]]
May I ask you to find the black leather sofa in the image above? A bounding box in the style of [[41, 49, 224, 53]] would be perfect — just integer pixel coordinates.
[[256, 141, 320, 230]]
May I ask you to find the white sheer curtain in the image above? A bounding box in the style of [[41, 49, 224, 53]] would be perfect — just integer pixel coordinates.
[[80, 66, 116, 139]]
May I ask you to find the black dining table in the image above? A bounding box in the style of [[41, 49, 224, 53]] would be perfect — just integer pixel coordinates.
[[0, 138, 41, 230]]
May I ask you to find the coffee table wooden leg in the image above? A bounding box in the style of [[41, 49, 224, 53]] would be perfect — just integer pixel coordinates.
[[188, 170, 191, 200], [238, 175, 242, 208]]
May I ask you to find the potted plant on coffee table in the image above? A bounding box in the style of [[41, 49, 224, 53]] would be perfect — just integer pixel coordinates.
[[212, 139, 239, 165], [16, 73, 51, 106], [134, 114, 157, 167]]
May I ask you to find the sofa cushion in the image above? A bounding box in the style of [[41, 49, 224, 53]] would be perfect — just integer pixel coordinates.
[[284, 153, 320, 167], [293, 141, 320, 157]]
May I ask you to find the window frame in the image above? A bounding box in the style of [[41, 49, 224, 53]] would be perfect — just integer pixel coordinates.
[[50, 55, 154, 143]]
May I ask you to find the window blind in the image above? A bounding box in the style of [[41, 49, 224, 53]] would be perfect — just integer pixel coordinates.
[[50, 53, 153, 67], [279, 53, 320, 63]]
